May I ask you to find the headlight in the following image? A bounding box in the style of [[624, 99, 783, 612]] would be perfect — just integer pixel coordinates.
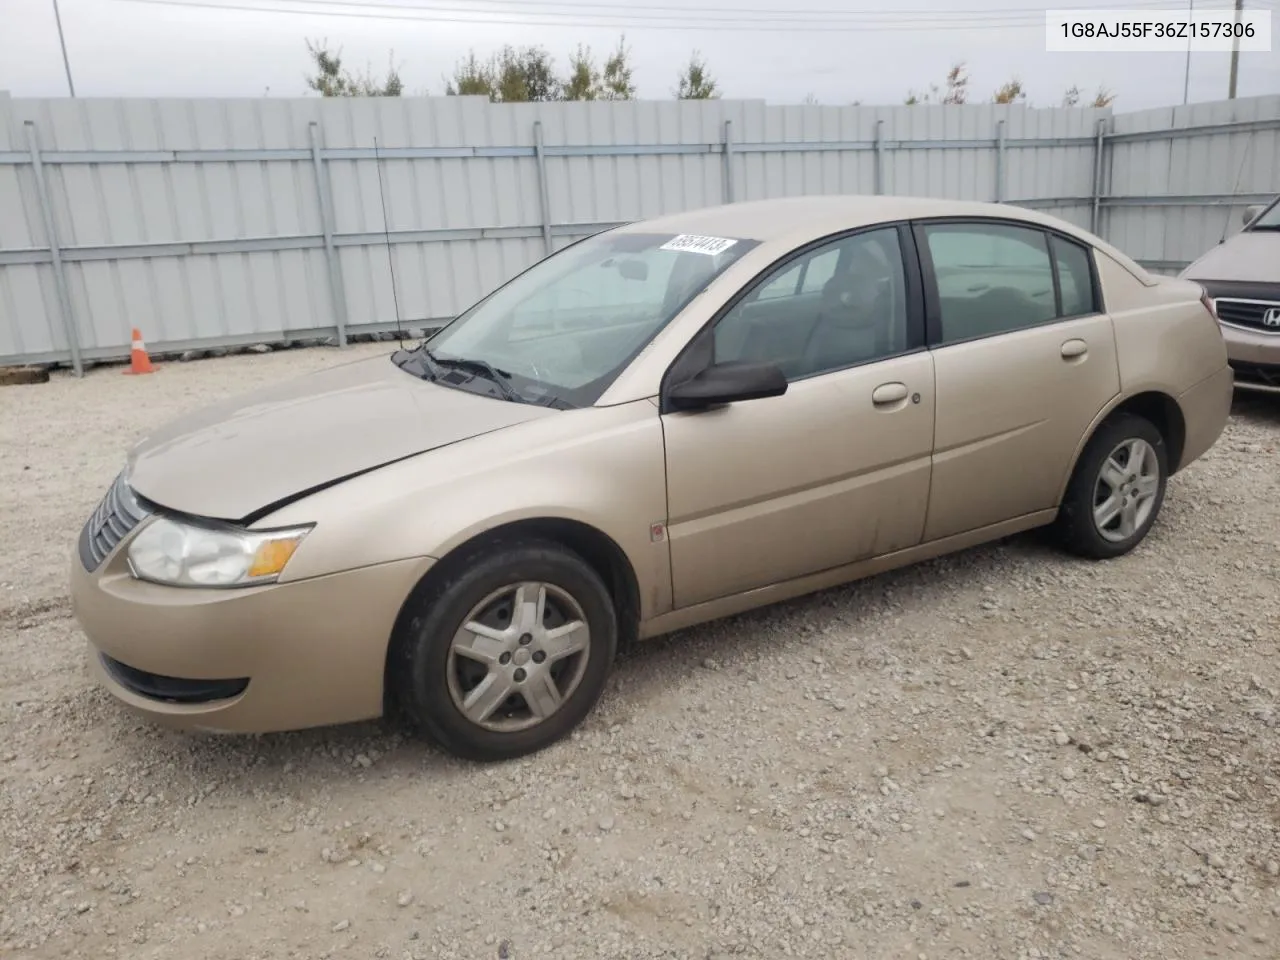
[[127, 517, 311, 588]]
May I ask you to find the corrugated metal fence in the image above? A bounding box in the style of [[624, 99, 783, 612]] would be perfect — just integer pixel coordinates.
[[1, 92, 1277, 373], [1104, 96, 1279, 274]]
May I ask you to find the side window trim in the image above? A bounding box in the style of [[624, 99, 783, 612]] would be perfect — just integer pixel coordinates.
[[1047, 232, 1065, 317], [1049, 233, 1104, 319], [659, 220, 927, 411], [794, 259, 809, 295], [912, 216, 1105, 348]]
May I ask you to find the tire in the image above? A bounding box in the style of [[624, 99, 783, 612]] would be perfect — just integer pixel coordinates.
[[390, 538, 617, 762], [1053, 412, 1169, 560]]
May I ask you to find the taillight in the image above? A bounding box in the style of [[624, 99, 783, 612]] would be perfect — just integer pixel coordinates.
[[1199, 286, 1218, 320]]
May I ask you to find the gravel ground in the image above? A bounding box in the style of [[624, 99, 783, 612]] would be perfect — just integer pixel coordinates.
[[2, 345, 1279, 960]]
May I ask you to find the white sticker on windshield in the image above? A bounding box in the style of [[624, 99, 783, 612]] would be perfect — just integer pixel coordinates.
[[659, 234, 739, 257]]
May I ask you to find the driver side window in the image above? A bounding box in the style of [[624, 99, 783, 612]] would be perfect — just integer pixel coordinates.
[[713, 228, 909, 381]]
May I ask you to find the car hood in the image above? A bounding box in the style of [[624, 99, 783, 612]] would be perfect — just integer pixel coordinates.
[[125, 354, 558, 521], [1181, 231, 1279, 284]]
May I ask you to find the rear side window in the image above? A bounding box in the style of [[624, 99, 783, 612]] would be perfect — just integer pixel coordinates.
[[1050, 235, 1099, 317], [922, 221, 1057, 343], [921, 221, 1101, 345]]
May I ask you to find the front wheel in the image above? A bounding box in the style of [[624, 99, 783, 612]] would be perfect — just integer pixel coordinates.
[[1052, 412, 1168, 560], [390, 539, 617, 761]]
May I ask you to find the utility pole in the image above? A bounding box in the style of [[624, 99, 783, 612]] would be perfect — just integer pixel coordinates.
[[1227, 0, 1243, 99], [1183, 0, 1193, 104], [52, 0, 76, 97]]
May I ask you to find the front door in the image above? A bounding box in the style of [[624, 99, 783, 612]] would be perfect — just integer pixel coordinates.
[[660, 225, 936, 609], [913, 219, 1121, 542]]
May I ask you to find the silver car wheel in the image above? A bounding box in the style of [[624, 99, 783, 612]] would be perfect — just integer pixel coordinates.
[[1092, 437, 1160, 544], [446, 581, 591, 734]]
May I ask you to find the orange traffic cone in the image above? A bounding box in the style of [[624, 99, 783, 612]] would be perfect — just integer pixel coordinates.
[[123, 327, 155, 375]]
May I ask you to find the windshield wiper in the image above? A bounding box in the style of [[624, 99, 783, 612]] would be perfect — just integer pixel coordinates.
[[423, 349, 524, 403], [530, 393, 576, 410], [392, 347, 431, 377]]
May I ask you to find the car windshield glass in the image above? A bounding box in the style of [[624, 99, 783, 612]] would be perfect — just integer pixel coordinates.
[[1249, 198, 1280, 230], [395, 230, 758, 408]]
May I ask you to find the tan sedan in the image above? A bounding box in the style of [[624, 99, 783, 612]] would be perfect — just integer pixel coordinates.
[[71, 196, 1233, 761]]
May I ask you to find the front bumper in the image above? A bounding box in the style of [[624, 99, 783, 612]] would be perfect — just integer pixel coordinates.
[[72, 545, 435, 734], [1222, 323, 1280, 394]]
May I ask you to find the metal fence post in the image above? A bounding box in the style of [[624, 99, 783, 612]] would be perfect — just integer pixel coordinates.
[[994, 119, 1007, 203], [1090, 116, 1107, 235], [532, 120, 554, 257], [722, 119, 736, 203], [24, 121, 83, 377], [874, 119, 885, 195], [308, 122, 348, 348]]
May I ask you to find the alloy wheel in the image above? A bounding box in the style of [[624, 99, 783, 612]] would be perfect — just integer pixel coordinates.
[[445, 581, 591, 733], [1092, 437, 1160, 543]]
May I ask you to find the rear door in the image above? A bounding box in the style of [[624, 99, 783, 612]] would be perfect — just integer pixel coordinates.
[[913, 218, 1120, 542], [660, 225, 936, 609]]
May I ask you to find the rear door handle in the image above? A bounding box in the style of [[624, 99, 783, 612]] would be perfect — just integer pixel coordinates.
[[1061, 338, 1088, 359], [872, 381, 909, 405]]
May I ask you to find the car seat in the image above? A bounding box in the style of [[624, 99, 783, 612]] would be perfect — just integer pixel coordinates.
[[799, 244, 895, 376]]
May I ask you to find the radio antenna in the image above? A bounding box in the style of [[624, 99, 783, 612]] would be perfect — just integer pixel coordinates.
[[372, 136, 406, 344], [1219, 132, 1255, 245]]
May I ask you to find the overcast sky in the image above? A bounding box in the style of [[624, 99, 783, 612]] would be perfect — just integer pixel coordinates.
[[1, 0, 1277, 110]]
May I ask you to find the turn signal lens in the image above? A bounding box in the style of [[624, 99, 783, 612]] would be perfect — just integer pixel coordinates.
[[247, 537, 303, 578], [1199, 288, 1218, 320]]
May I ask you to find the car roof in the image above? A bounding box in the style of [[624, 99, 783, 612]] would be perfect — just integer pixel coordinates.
[[618, 195, 1154, 284]]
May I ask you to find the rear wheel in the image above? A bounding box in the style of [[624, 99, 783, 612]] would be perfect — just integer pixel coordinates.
[[390, 539, 617, 761], [1053, 412, 1168, 559]]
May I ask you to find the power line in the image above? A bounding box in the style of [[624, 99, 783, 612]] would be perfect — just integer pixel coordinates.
[[184, 0, 1198, 22], [115, 0, 1213, 31]]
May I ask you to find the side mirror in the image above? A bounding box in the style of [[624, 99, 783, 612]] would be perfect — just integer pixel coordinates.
[[1243, 205, 1263, 227], [666, 360, 788, 412]]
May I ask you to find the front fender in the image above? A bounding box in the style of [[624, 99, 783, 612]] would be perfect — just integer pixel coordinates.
[[260, 400, 673, 620]]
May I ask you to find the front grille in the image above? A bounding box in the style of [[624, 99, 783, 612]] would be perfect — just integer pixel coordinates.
[[1230, 361, 1280, 388], [100, 654, 249, 704], [78, 472, 151, 571], [1215, 298, 1280, 334]]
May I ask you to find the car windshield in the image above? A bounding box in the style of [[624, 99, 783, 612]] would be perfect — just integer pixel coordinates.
[[392, 230, 758, 408], [1248, 198, 1280, 230]]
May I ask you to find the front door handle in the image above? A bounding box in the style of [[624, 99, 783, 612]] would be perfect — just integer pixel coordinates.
[[1061, 338, 1088, 359], [872, 381, 909, 405]]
